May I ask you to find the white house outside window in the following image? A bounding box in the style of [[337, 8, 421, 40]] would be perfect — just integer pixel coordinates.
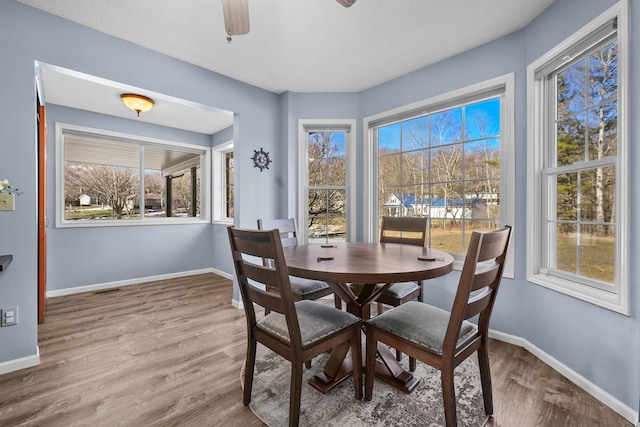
[[527, 4, 629, 314]]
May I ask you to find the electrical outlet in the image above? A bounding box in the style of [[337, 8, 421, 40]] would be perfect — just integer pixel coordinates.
[[1, 307, 17, 326]]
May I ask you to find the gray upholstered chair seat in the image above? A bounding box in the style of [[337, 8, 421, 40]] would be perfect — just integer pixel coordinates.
[[259, 300, 361, 346], [289, 276, 331, 296], [380, 281, 420, 299], [367, 301, 477, 354]]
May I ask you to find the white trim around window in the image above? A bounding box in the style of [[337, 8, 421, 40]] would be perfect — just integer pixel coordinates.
[[55, 123, 211, 228], [212, 140, 234, 224], [363, 74, 516, 278], [297, 119, 356, 244], [526, 1, 629, 314]]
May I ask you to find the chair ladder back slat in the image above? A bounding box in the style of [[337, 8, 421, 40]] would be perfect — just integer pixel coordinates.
[[241, 262, 283, 291], [246, 285, 286, 314], [229, 227, 298, 310], [476, 232, 511, 262], [380, 235, 425, 246], [279, 236, 298, 248], [379, 216, 428, 247], [469, 263, 500, 292], [229, 225, 362, 426], [464, 288, 493, 319], [258, 218, 299, 247], [233, 232, 278, 259], [444, 226, 512, 348]]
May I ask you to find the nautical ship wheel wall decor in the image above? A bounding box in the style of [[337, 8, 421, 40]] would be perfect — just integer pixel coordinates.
[[252, 147, 271, 171]]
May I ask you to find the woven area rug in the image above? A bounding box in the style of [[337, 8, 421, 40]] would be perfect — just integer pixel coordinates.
[[241, 344, 488, 427]]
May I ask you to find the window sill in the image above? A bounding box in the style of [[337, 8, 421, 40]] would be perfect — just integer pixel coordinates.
[[528, 273, 629, 315], [56, 218, 210, 228]]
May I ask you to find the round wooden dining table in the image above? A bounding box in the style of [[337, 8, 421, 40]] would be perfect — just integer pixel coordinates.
[[283, 241, 454, 394]]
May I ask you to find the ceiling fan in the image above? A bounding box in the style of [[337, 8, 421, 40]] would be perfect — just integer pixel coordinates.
[[222, 0, 357, 42]]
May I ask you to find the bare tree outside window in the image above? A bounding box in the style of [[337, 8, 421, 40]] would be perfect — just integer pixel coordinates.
[[307, 131, 347, 242], [551, 39, 617, 284], [376, 97, 501, 255], [61, 131, 205, 223]]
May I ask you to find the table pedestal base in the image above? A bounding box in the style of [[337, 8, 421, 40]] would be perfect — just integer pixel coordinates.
[[308, 343, 420, 394]]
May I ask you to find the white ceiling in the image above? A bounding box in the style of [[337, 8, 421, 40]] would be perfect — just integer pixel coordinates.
[[22, 0, 555, 134]]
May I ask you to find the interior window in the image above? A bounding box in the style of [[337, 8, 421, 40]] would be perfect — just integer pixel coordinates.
[[57, 125, 209, 227]]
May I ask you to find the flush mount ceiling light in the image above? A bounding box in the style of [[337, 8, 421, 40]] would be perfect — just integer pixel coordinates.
[[336, 0, 357, 7], [222, 0, 249, 43], [120, 93, 154, 117]]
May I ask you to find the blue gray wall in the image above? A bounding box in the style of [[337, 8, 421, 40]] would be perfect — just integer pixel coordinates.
[[0, 0, 638, 419], [45, 105, 215, 291]]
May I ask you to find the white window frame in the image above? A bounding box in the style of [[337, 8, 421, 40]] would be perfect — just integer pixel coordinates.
[[526, 2, 629, 314], [55, 123, 211, 228], [364, 74, 516, 277], [212, 140, 234, 223], [297, 119, 356, 244]]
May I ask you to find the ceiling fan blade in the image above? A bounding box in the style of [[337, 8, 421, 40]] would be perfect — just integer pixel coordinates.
[[222, 0, 249, 35], [336, 0, 356, 7]]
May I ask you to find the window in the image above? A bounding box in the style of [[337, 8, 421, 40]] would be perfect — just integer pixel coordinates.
[[365, 75, 515, 274], [56, 124, 210, 227], [298, 120, 356, 244], [527, 4, 629, 313], [213, 141, 234, 223]]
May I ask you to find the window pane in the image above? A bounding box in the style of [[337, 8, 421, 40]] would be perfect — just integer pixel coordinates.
[[587, 41, 617, 106], [464, 179, 500, 220], [431, 108, 462, 146], [401, 150, 429, 185], [225, 151, 234, 218], [554, 224, 615, 285], [588, 100, 617, 160], [376, 96, 501, 257], [465, 98, 501, 140], [380, 187, 403, 218], [63, 131, 206, 223], [430, 144, 462, 182], [144, 146, 200, 218], [555, 223, 578, 273], [379, 123, 401, 153], [327, 137, 346, 186], [431, 223, 464, 254], [143, 170, 165, 217], [402, 116, 429, 151], [307, 130, 348, 242], [579, 224, 615, 284], [379, 153, 401, 186], [556, 172, 578, 221], [465, 138, 500, 180], [64, 138, 141, 221], [556, 112, 586, 166], [64, 162, 140, 220], [308, 189, 346, 243]]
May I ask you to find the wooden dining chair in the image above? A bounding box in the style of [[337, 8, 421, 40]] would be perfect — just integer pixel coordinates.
[[228, 226, 363, 427], [375, 216, 429, 369], [364, 226, 511, 427], [258, 218, 334, 314]]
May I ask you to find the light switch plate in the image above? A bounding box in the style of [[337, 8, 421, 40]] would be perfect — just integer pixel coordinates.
[[0, 193, 15, 211], [1, 307, 17, 326]]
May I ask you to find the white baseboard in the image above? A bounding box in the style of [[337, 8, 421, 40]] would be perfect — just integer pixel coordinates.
[[489, 329, 639, 425], [0, 347, 40, 375], [47, 268, 220, 298]]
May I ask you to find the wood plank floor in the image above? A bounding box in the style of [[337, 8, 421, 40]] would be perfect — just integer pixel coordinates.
[[0, 273, 631, 426]]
